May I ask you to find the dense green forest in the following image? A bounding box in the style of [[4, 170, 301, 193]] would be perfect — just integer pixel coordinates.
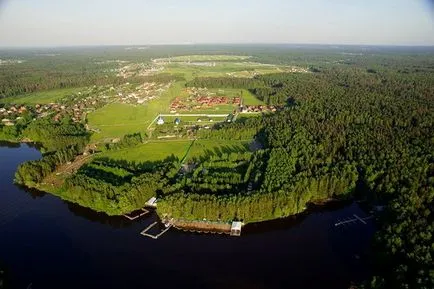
[[1, 46, 433, 288]]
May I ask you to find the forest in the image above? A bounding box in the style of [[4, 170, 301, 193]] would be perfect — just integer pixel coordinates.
[[1, 46, 433, 288]]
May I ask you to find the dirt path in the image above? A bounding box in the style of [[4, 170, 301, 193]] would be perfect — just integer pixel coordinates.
[[43, 153, 94, 187]]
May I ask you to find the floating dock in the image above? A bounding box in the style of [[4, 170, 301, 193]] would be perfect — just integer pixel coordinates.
[[334, 214, 374, 227], [123, 208, 149, 221], [140, 221, 172, 239]]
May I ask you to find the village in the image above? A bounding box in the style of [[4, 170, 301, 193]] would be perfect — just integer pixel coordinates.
[[116, 62, 164, 78], [113, 81, 172, 105], [170, 87, 241, 113], [0, 79, 174, 127]]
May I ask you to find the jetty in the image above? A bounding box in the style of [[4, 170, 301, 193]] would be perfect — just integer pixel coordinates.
[[171, 220, 243, 236], [140, 221, 172, 239], [123, 208, 149, 221], [334, 214, 374, 227]]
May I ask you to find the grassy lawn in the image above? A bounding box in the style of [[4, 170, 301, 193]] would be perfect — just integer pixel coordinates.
[[98, 139, 250, 164], [88, 81, 186, 142], [99, 140, 193, 163], [186, 139, 250, 161], [0, 87, 85, 104]]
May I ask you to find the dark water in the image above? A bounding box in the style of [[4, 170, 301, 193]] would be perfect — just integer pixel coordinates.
[[0, 144, 375, 289]]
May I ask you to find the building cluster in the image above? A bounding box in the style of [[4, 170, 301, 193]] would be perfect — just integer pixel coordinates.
[[116, 63, 164, 78], [170, 87, 240, 113], [286, 66, 310, 73], [114, 82, 171, 105], [0, 59, 25, 65], [1, 104, 35, 126]]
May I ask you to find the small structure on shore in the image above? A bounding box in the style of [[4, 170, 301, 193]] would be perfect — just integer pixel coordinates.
[[230, 221, 243, 236], [146, 197, 157, 207]]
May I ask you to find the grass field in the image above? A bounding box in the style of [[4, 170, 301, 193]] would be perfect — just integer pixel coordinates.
[[167, 55, 250, 62], [0, 87, 85, 104], [88, 82, 187, 142], [186, 139, 250, 161], [99, 140, 193, 163], [164, 62, 283, 81], [98, 139, 250, 164]]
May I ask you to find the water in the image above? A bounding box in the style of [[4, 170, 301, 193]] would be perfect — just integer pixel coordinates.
[[0, 143, 375, 289]]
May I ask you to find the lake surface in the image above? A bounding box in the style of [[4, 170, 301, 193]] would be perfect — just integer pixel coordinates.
[[0, 143, 375, 289]]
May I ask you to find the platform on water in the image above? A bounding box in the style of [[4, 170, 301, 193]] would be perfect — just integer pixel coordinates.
[[140, 221, 172, 239], [123, 208, 149, 221], [334, 214, 374, 227]]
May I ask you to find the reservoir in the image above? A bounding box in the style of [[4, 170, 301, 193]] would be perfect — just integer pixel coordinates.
[[0, 143, 375, 289]]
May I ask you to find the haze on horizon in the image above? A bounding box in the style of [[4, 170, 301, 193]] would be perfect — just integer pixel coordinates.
[[0, 0, 433, 47]]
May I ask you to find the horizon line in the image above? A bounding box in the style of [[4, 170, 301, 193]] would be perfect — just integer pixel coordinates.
[[1, 42, 434, 49]]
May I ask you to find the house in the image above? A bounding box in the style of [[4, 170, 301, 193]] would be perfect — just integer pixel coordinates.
[[157, 116, 165, 125], [230, 221, 243, 236], [174, 118, 181, 125]]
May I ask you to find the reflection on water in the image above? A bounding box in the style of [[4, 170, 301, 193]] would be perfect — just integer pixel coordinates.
[[244, 200, 354, 234], [65, 201, 137, 228], [17, 186, 47, 199], [0, 143, 375, 289]]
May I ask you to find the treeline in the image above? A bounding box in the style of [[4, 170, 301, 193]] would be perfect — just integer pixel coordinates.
[[59, 159, 179, 215], [186, 77, 262, 89], [13, 117, 90, 187], [104, 132, 143, 151], [21, 117, 90, 151], [197, 116, 263, 140], [186, 73, 333, 105], [14, 143, 85, 186], [1, 115, 90, 151]]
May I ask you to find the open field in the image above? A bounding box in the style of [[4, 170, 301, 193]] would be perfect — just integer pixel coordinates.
[[159, 55, 250, 62], [186, 139, 250, 161], [163, 62, 283, 80], [98, 139, 250, 164], [0, 87, 85, 104], [99, 140, 193, 163], [87, 82, 187, 142]]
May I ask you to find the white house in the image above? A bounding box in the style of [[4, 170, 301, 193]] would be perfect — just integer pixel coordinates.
[[157, 116, 164, 125]]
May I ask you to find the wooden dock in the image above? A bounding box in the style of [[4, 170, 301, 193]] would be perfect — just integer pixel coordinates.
[[140, 222, 172, 239], [334, 214, 374, 227], [123, 208, 149, 221]]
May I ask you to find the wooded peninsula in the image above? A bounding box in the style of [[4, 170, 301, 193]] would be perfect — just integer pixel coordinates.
[[0, 45, 433, 288]]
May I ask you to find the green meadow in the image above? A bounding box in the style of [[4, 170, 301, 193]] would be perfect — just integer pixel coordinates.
[[87, 82, 187, 142], [99, 140, 193, 163]]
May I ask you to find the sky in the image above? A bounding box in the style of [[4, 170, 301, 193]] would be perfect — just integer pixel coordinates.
[[0, 0, 433, 47]]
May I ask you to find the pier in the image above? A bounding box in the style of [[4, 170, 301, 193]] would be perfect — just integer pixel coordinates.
[[140, 222, 172, 239], [123, 208, 149, 221], [334, 214, 374, 227]]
